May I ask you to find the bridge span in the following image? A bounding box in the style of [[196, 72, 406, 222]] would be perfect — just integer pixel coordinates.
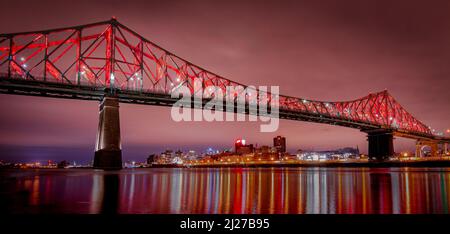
[[0, 19, 448, 169]]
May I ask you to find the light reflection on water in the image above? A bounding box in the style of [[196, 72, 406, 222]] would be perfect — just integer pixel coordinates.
[[0, 167, 449, 214]]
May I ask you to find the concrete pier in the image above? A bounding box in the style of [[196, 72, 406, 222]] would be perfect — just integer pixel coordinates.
[[366, 130, 394, 161], [93, 96, 122, 169]]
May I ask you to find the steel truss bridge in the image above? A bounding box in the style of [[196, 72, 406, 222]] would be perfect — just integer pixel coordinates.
[[0, 19, 448, 169]]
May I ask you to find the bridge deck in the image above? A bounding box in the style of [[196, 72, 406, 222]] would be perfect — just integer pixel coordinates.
[[1, 76, 446, 143]]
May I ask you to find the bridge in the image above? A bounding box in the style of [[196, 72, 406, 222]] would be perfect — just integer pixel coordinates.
[[0, 18, 448, 169]]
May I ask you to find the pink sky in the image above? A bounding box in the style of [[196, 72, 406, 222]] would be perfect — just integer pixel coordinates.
[[0, 0, 449, 162]]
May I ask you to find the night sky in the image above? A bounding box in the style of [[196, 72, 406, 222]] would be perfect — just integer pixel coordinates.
[[0, 0, 449, 163]]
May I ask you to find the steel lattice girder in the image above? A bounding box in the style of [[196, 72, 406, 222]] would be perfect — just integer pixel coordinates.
[[0, 19, 434, 137]]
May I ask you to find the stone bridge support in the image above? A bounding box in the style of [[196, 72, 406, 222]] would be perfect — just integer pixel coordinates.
[[93, 96, 122, 169]]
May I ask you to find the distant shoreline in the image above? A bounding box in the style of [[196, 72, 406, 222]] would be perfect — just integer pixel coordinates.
[[149, 160, 450, 168], [3, 160, 450, 170]]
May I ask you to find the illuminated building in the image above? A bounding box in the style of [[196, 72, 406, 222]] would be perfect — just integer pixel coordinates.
[[297, 147, 360, 161], [235, 138, 254, 154], [187, 150, 198, 160], [274, 136, 286, 153], [255, 145, 271, 154]]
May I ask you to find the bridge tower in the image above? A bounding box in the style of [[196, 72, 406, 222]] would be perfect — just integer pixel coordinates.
[[365, 129, 394, 161], [93, 18, 122, 169], [93, 95, 122, 169]]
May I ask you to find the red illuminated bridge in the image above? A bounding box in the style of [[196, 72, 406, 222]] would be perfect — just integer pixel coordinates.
[[0, 19, 448, 169]]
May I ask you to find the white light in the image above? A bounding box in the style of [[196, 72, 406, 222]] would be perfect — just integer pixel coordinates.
[[170, 83, 174, 86], [176, 78, 180, 82], [389, 117, 393, 120], [110, 73, 115, 87], [134, 72, 139, 77], [20, 57, 25, 61], [22, 64, 27, 68]]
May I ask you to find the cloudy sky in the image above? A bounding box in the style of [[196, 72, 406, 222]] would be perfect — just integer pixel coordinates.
[[0, 0, 449, 163]]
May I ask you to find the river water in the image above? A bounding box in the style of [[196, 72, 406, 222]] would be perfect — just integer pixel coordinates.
[[0, 167, 449, 214]]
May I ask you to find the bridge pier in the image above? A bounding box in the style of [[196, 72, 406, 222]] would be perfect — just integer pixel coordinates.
[[93, 96, 122, 169], [415, 144, 421, 158], [365, 130, 394, 161], [415, 140, 439, 158]]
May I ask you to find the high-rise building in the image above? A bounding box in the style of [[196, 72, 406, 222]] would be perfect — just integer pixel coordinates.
[[273, 136, 286, 153]]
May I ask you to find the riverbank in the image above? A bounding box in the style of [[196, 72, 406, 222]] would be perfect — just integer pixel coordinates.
[[149, 159, 450, 168], [3, 159, 450, 170]]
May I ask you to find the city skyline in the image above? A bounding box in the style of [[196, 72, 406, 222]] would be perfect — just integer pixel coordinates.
[[1, 0, 449, 164], [0, 135, 363, 164]]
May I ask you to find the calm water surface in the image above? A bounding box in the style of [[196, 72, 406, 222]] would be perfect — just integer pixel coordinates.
[[0, 167, 449, 214]]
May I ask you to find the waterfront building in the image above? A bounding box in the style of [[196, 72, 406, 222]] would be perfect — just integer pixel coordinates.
[[235, 138, 254, 154]]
